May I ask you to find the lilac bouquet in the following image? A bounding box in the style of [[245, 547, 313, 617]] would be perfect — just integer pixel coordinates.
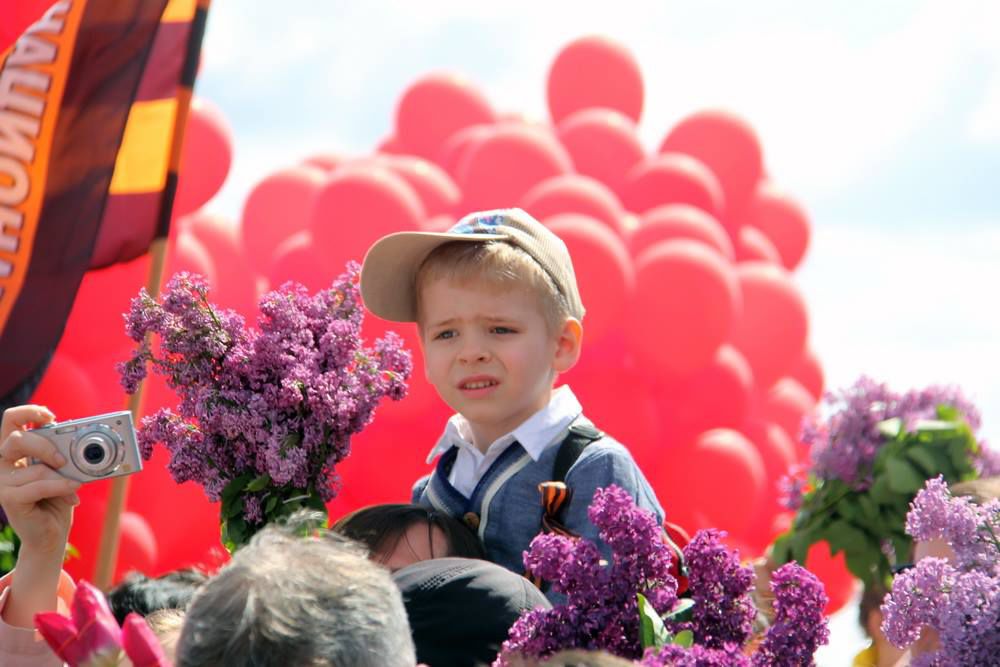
[[118, 263, 411, 550], [773, 377, 996, 587], [494, 486, 829, 666], [880, 477, 1000, 666]]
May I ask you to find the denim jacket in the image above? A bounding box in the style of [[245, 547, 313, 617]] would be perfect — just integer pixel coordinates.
[[412, 416, 664, 581]]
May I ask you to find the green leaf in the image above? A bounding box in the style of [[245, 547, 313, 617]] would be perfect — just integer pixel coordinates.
[[869, 476, 895, 505], [671, 629, 694, 648], [664, 598, 695, 623], [221, 516, 248, 553], [886, 458, 925, 494], [771, 534, 792, 564], [264, 495, 279, 515], [905, 446, 940, 477], [844, 546, 880, 585], [224, 497, 245, 519], [825, 520, 869, 555], [221, 473, 253, 507], [245, 473, 271, 493], [637, 593, 669, 649], [877, 417, 903, 440]]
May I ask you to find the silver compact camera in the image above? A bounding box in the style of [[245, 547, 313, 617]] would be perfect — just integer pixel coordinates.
[[32, 410, 143, 483]]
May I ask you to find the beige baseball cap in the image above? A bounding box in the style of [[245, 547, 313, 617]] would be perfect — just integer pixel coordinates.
[[360, 208, 585, 323]]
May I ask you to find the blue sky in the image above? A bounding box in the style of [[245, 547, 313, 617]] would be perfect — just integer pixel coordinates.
[[192, 2, 998, 659], [195, 0, 1000, 451]]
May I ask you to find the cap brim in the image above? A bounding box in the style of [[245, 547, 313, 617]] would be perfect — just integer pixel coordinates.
[[360, 230, 509, 322]]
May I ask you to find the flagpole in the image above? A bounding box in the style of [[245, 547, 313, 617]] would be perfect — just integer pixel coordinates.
[[94, 0, 213, 590]]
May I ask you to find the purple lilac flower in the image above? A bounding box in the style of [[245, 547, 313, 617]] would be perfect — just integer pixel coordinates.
[[117, 263, 411, 525], [751, 564, 829, 667], [880, 557, 953, 647], [804, 377, 987, 488], [640, 643, 750, 666], [881, 477, 1000, 666], [681, 529, 755, 649], [906, 476, 1000, 572], [495, 485, 678, 664]]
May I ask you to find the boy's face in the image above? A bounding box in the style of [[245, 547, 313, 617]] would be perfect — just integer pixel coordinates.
[[419, 277, 578, 449]]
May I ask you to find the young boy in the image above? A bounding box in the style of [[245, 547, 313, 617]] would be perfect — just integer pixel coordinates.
[[360, 208, 664, 578]]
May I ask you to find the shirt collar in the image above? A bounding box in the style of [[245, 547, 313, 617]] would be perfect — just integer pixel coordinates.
[[426, 385, 583, 463]]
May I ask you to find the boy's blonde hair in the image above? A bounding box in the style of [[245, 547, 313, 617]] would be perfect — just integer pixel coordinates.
[[415, 240, 572, 334]]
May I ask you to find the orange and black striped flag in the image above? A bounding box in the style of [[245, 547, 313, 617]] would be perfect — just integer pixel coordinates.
[[0, 0, 210, 406]]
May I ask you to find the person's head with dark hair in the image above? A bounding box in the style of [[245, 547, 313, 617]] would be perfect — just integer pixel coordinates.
[[107, 567, 208, 624], [393, 557, 550, 667], [333, 503, 485, 571]]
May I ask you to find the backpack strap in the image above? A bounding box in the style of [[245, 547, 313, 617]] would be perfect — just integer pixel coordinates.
[[525, 424, 603, 589], [550, 423, 603, 483]]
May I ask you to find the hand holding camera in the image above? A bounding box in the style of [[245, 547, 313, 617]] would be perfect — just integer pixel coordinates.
[[0, 405, 82, 565]]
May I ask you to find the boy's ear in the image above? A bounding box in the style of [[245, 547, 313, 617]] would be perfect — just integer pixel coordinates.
[[552, 318, 583, 373]]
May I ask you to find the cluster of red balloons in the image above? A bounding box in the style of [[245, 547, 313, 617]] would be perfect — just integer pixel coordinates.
[[31, 37, 853, 612]]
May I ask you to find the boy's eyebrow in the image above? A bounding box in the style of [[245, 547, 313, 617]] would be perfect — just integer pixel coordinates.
[[426, 314, 519, 328]]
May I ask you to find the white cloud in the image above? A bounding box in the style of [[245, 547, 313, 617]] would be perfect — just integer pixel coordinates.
[[198, 0, 997, 211], [798, 221, 1000, 447]]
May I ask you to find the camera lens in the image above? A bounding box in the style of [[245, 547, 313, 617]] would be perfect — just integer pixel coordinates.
[[83, 442, 106, 464], [70, 428, 123, 477]]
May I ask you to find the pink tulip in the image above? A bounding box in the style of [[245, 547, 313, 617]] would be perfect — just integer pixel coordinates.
[[34, 580, 127, 666], [72, 581, 123, 660], [35, 612, 91, 665], [122, 612, 171, 666]]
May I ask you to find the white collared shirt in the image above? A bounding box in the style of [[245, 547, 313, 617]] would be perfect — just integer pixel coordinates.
[[425, 385, 583, 498]]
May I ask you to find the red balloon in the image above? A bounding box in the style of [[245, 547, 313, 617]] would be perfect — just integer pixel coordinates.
[[267, 231, 334, 293], [790, 348, 825, 403], [301, 153, 344, 171], [376, 155, 460, 217], [29, 354, 100, 421], [759, 377, 817, 444], [395, 73, 496, 159], [66, 497, 109, 582], [805, 540, 857, 615], [174, 98, 233, 217], [659, 110, 763, 219], [547, 36, 644, 124], [127, 447, 227, 576], [627, 241, 740, 376], [421, 214, 455, 232], [309, 164, 425, 269], [114, 512, 159, 582], [457, 125, 573, 212], [651, 344, 754, 442], [60, 254, 151, 361], [546, 214, 635, 345], [620, 153, 724, 220], [334, 405, 451, 510], [521, 174, 627, 238], [180, 212, 257, 315], [742, 183, 811, 271], [654, 429, 766, 537], [433, 123, 494, 180], [559, 358, 661, 475], [741, 418, 797, 548], [376, 135, 408, 155], [168, 230, 218, 291], [632, 204, 734, 261], [556, 107, 645, 195], [732, 263, 809, 388], [240, 165, 327, 270], [735, 225, 781, 264]]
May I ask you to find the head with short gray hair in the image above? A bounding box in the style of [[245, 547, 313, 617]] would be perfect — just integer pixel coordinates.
[[175, 516, 416, 667]]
